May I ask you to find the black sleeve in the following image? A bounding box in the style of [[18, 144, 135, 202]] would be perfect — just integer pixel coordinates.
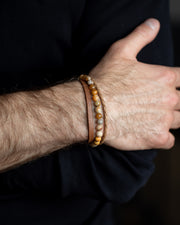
[[0, 0, 173, 203]]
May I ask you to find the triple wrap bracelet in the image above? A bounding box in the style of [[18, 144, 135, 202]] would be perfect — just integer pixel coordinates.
[[78, 74, 106, 147]]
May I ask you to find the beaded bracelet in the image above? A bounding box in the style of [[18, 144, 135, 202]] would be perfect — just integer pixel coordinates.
[[78, 74, 106, 147]]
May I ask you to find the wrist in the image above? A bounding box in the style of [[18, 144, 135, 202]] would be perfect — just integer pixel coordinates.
[[51, 80, 88, 145], [89, 72, 122, 143]]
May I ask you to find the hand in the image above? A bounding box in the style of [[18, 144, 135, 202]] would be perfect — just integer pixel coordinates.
[[90, 18, 180, 150]]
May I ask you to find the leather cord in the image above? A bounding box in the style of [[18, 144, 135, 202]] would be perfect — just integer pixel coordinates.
[[79, 79, 95, 144]]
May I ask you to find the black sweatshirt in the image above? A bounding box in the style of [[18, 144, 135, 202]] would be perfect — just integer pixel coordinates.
[[0, 0, 173, 224]]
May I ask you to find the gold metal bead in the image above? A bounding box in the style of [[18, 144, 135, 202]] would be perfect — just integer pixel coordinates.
[[94, 141, 100, 145], [90, 143, 98, 147], [95, 137, 102, 142]]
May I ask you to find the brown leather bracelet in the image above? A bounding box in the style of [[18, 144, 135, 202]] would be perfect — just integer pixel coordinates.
[[78, 74, 106, 147], [79, 79, 95, 144]]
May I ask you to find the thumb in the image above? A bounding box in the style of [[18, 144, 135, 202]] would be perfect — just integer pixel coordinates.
[[119, 18, 160, 59]]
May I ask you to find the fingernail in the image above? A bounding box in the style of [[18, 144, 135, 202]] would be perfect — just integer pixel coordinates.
[[144, 18, 158, 30]]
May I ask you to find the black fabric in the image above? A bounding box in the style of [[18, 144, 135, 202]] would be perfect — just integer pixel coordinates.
[[0, 0, 173, 224], [0, 194, 117, 225]]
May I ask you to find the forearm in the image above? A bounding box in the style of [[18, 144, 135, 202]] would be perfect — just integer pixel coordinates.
[[0, 80, 88, 172]]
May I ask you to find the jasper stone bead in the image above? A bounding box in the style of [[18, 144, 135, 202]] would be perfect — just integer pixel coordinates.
[[91, 90, 98, 95], [89, 84, 96, 90], [96, 113, 102, 119], [79, 74, 86, 80], [94, 100, 101, 106], [95, 106, 101, 113], [92, 95, 99, 102], [97, 131, 103, 137], [96, 124, 103, 130], [87, 80, 94, 85], [97, 118, 103, 124], [85, 76, 91, 81]]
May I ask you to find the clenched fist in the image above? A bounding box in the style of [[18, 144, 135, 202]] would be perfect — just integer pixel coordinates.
[[90, 18, 180, 150]]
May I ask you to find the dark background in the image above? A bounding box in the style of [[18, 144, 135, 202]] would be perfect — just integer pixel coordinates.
[[114, 1, 180, 224]]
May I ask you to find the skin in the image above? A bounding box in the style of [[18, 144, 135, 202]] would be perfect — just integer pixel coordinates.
[[0, 18, 179, 172], [90, 18, 180, 150]]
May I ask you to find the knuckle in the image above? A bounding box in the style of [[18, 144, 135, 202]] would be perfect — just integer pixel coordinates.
[[166, 136, 175, 149], [164, 92, 179, 106], [153, 132, 170, 148], [172, 93, 179, 106], [109, 40, 129, 57], [110, 41, 123, 53], [164, 111, 174, 126], [163, 70, 177, 84]]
